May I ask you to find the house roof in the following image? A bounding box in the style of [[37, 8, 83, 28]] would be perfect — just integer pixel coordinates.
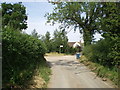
[[68, 42, 82, 47], [73, 42, 81, 48], [67, 42, 76, 47]]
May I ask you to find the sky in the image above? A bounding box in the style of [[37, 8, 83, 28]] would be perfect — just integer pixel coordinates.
[[22, 2, 85, 42], [1, 0, 103, 42]]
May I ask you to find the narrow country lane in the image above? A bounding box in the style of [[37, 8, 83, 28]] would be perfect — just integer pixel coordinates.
[[45, 55, 115, 88]]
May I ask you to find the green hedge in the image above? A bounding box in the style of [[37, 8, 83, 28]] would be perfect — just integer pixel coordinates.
[[2, 27, 46, 87], [83, 38, 119, 67]]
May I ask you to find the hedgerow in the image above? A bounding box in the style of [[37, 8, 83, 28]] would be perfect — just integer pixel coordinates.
[[83, 38, 119, 67], [2, 27, 46, 87]]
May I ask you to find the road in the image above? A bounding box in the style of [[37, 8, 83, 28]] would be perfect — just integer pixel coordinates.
[[45, 55, 114, 88]]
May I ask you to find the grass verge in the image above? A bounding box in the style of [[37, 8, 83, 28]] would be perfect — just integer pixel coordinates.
[[38, 57, 51, 88], [79, 55, 119, 88], [21, 57, 51, 88]]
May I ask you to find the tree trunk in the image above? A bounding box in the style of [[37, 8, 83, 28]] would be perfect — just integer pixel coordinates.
[[83, 29, 93, 46]]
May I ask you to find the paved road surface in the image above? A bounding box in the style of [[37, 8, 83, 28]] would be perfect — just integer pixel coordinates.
[[45, 55, 114, 88]]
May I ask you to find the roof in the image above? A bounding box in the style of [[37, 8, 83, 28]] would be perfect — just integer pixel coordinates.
[[73, 42, 81, 48], [68, 42, 82, 47], [67, 42, 76, 47]]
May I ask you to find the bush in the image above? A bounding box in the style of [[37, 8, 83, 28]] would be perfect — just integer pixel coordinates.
[[65, 46, 77, 55], [83, 38, 118, 67], [2, 27, 46, 87], [108, 36, 120, 66]]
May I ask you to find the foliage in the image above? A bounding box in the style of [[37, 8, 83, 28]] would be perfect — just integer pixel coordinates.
[[100, 2, 120, 66], [0, 8, 1, 30], [0, 8, 1, 24], [41, 31, 52, 53], [2, 2, 27, 30], [51, 29, 68, 53], [82, 3, 119, 86], [108, 36, 120, 66], [41, 29, 71, 53], [83, 38, 119, 67], [31, 29, 41, 39], [38, 58, 51, 87], [83, 2, 120, 68], [80, 55, 118, 86], [45, 2, 103, 46], [65, 46, 77, 55], [100, 2, 119, 36], [2, 27, 46, 87]]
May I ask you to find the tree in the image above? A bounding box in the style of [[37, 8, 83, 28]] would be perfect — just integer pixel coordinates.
[[0, 8, 1, 30], [100, 2, 120, 66], [83, 2, 120, 67], [100, 2, 120, 37], [31, 29, 40, 39], [2, 2, 27, 30], [44, 31, 52, 52], [0, 8, 2, 42], [45, 2, 102, 46], [52, 29, 68, 53]]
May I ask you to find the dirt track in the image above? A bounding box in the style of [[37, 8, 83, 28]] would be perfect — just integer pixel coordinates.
[[45, 55, 114, 88]]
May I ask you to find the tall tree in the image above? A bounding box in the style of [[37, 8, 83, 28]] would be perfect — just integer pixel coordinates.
[[44, 31, 52, 52], [100, 2, 120, 66], [0, 8, 1, 30], [52, 29, 68, 53], [0, 8, 2, 43], [100, 2, 120, 37], [31, 29, 40, 39], [2, 2, 27, 30], [45, 2, 102, 46], [83, 2, 120, 66]]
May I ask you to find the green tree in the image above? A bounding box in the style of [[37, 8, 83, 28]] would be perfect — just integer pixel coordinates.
[[83, 2, 120, 66], [0, 8, 2, 43], [100, 2, 120, 66], [45, 2, 102, 46], [2, 2, 27, 30], [0, 8, 1, 29], [31, 29, 40, 39], [44, 31, 52, 52], [52, 29, 68, 53], [100, 2, 119, 37]]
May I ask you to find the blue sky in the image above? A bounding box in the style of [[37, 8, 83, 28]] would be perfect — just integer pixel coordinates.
[[22, 2, 85, 42], [1, 0, 102, 42]]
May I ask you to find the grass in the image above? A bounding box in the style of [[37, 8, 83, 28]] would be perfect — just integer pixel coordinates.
[[19, 57, 51, 88], [79, 55, 119, 88], [38, 58, 51, 88], [3, 57, 51, 88]]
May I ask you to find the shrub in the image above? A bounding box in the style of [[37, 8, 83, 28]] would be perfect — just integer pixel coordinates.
[[2, 27, 46, 87], [83, 38, 118, 67]]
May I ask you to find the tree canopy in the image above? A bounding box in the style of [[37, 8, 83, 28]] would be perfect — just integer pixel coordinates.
[[31, 29, 40, 39], [45, 1, 120, 67], [43, 31, 52, 53], [2, 2, 27, 30], [45, 2, 103, 46], [52, 29, 68, 53], [100, 2, 120, 37]]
